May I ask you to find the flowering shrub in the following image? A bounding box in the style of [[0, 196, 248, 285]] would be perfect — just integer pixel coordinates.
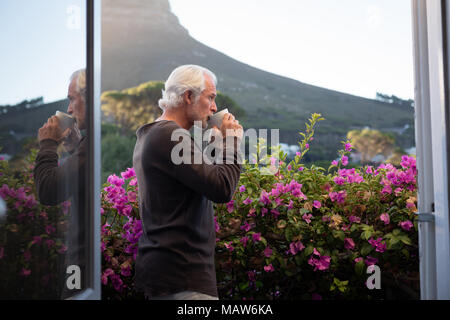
[[214, 114, 419, 300], [100, 113, 419, 300], [100, 167, 145, 300], [0, 150, 69, 299]]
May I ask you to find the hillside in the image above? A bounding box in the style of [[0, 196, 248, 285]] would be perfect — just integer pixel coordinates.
[[100, 0, 415, 159]]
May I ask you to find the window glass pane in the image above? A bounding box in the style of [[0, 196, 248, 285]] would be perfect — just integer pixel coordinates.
[[0, 0, 87, 299], [100, 0, 418, 300]]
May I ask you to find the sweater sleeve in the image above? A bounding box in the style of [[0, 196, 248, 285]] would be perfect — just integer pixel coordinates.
[[147, 126, 242, 204], [34, 138, 86, 206]]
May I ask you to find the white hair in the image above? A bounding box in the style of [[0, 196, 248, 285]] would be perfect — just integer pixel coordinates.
[[70, 69, 86, 101], [158, 65, 217, 110]]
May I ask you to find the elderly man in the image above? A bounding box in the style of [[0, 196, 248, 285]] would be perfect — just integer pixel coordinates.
[[34, 69, 87, 298], [133, 65, 243, 300]]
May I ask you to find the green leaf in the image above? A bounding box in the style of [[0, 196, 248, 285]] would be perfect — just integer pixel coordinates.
[[239, 281, 249, 291], [332, 230, 345, 241], [361, 243, 373, 256], [300, 208, 310, 214], [355, 260, 365, 275], [399, 235, 412, 246], [304, 245, 314, 256]]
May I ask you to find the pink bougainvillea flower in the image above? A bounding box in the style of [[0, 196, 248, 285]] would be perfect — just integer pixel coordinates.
[[226, 200, 234, 213], [368, 237, 386, 253], [286, 200, 294, 210], [329, 190, 347, 204], [111, 274, 124, 292], [345, 143, 353, 151], [32, 236, 42, 245], [252, 233, 261, 242], [239, 185, 246, 193], [341, 155, 348, 166], [305, 143, 310, 149], [349, 216, 361, 224], [247, 208, 256, 217], [287, 164, 292, 171], [399, 220, 414, 231], [264, 246, 273, 258], [121, 265, 132, 277], [20, 268, 31, 277], [240, 221, 254, 232], [271, 209, 280, 219], [107, 174, 125, 187], [394, 187, 403, 196], [406, 201, 416, 210], [261, 207, 268, 217], [308, 250, 331, 271], [127, 191, 137, 202], [289, 241, 305, 255], [240, 236, 249, 247], [365, 256, 378, 266], [259, 190, 271, 205], [296, 152, 301, 157], [344, 238, 355, 250], [274, 197, 283, 206], [121, 167, 135, 180], [129, 178, 138, 186], [313, 200, 321, 209], [243, 197, 253, 205], [380, 213, 390, 225], [298, 166, 305, 171], [214, 216, 220, 232], [333, 176, 346, 185], [45, 225, 55, 235], [381, 185, 392, 195], [302, 213, 313, 224], [331, 160, 338, 166], [354, 257, 363, 264], [317, 256, 331, 270], [312, 293, 322, 300], [264, 264, 274, 272]]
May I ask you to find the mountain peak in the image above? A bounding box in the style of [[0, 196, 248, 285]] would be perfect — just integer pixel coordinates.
[[102, 0, 188, 36]]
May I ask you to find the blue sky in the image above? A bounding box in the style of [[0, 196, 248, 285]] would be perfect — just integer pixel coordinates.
[[169, 0, 414, 100], [0, 0, 413, 105], [0, 0, 86, 105]]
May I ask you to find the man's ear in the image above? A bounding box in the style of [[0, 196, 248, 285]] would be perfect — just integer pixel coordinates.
[[183, 90, 194, 105]]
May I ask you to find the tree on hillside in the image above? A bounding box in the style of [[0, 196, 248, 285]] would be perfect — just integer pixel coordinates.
[[347, 128, 395, 164], [101, 81, 164, 133], [101, 81, 246, 133], [375, 92, 414, 108]]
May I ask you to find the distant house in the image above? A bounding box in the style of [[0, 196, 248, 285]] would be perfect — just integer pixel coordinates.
[[279, 143, 300, 160]]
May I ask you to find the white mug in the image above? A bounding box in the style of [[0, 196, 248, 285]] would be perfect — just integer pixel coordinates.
[[207, 108, 229, 130], [55, 111, 76, 131]]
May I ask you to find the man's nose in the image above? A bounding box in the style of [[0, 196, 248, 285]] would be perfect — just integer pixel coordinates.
[[67, 105, 73, 115], [211, 102, 217, 113]]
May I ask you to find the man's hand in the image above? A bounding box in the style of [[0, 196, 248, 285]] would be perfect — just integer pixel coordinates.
[[220, 113, 243, 140], [62, 124, 82, 153], [38, 116, 69, 143]]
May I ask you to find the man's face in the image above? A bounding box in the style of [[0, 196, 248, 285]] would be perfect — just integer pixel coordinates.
[[189, 74, 217, 128], [67, 78, 86, 130]]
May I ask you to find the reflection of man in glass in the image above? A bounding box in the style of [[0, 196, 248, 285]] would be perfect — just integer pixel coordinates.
[[34, 69, 87, 298]]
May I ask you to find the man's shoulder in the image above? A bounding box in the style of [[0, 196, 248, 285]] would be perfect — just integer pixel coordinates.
[[137, 121, 189, 141]]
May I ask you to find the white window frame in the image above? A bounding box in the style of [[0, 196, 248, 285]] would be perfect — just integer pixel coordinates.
[[412, 0, 450, 300], [69, 0, 102, 300]]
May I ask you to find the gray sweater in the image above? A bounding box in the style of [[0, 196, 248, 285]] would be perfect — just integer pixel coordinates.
[[133, 120, 241, 298]]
